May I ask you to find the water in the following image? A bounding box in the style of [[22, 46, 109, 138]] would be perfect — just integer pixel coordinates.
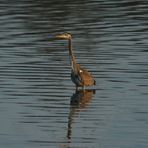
[[0, 0, 148, 148]]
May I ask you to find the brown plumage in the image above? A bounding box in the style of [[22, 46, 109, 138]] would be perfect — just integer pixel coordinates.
[[55, 33, 96, 90], [75, 64, 95, 86]]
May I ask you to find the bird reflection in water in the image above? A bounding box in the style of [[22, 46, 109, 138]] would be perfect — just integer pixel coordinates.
[[67, 89, 95, 140]]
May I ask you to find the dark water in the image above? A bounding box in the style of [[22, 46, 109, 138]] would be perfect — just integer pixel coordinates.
[[0, 0, 148, 148]]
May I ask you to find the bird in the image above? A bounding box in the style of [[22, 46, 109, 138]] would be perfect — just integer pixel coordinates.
[[55, 32, 96, 90]]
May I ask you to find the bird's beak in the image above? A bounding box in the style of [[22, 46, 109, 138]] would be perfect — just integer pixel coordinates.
[[48, 34, 64, 41], [55, 34, 67, 40]]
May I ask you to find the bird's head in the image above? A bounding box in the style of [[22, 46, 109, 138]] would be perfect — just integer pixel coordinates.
[[55, 32, 72, 40]]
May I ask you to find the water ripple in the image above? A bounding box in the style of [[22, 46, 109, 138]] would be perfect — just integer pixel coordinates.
[[0, 0, 148, 148]]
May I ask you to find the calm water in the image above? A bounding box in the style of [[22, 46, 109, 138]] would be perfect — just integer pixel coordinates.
[[0, 0, 148, 148]]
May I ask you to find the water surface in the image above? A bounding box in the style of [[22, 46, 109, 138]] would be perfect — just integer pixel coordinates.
[[0, 0, 148, 148]]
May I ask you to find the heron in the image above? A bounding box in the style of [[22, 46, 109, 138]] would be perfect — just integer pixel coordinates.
[[55, 32, 96, 90]]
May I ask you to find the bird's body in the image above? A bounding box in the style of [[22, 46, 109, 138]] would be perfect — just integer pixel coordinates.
[[71, 63, 95, 87], [55, 33, 96, 90]]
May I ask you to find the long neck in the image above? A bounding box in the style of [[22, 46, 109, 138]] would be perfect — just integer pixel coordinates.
[[68, 39, 77, 68]]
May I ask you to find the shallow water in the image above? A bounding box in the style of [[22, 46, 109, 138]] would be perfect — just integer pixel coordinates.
[[0, 0, 148, 148]]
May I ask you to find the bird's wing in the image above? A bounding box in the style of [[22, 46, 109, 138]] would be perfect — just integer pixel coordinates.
[[78, 67, 95, 86]]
